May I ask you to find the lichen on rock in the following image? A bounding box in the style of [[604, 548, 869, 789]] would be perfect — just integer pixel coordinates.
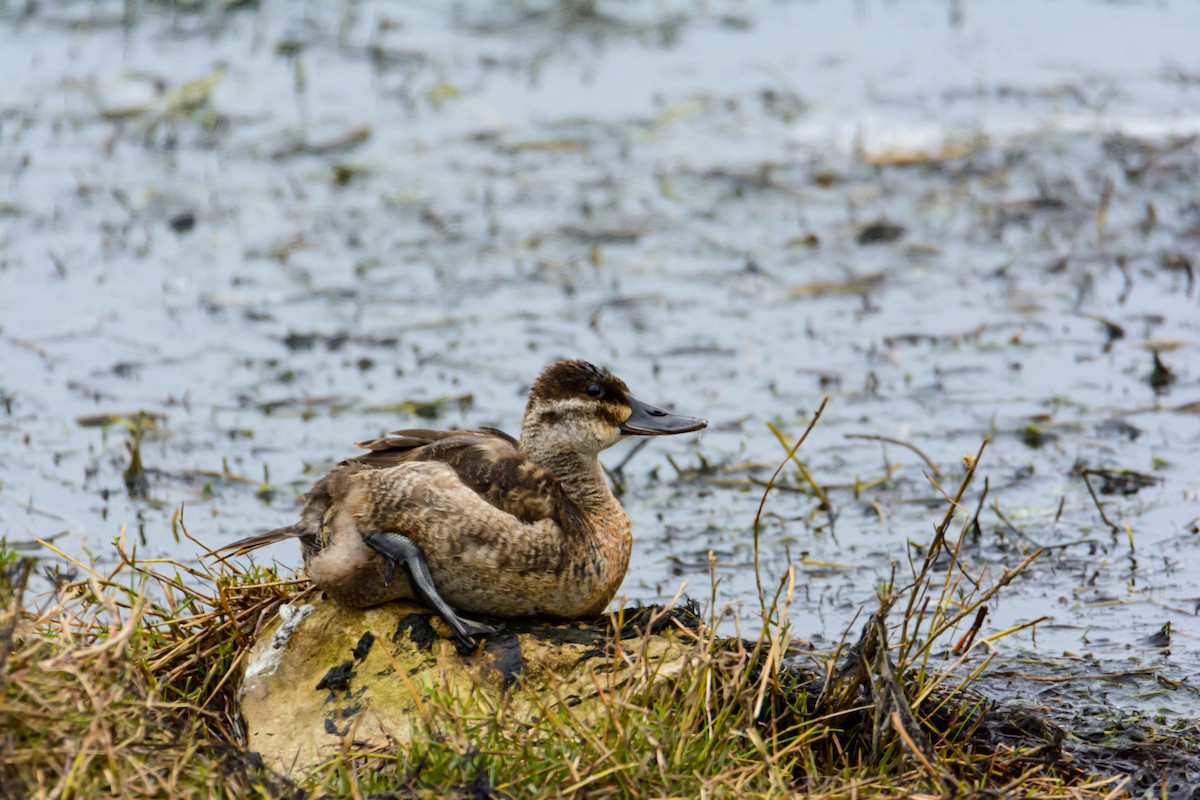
[[238, 595, 701, 773]]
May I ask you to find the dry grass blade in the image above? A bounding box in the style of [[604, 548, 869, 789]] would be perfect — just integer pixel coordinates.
[[0, 528, 298, 799], [844, 432, 943, 479], [754, 398, 829, 615]]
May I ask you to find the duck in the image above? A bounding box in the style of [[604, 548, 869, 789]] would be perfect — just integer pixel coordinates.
[[218, 359, 706, 650]]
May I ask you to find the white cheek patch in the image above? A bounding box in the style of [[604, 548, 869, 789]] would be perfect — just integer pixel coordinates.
[[528, 397, 627, 451], [542, 397, 600, 414], [537, 397, 628, 424]]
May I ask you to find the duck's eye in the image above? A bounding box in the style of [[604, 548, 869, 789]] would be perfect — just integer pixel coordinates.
[[586, 383, 603, 398]]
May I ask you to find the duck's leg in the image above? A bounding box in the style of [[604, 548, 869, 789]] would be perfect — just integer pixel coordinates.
[[361, 531, 501, 652]]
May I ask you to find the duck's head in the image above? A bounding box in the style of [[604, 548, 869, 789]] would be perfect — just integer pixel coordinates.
[[522, 359, 707, 456]]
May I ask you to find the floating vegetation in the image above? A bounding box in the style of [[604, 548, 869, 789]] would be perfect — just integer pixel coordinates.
[[361, 394, 475, 421], [74, 411, 165, 499], [1149, 350, 1177, 393]]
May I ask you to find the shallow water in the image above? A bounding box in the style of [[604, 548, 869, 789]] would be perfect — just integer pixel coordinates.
[[2, 0, 1198, 715]]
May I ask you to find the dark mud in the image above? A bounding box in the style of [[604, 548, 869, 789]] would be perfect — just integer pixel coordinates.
[[2, 0, 1199, 727]]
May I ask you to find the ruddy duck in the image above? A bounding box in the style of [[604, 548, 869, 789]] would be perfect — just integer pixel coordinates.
[[219, 360, 706, 649]]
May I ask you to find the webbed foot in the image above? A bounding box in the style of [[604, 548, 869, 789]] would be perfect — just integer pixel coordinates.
[[361, 530, 501, 652]]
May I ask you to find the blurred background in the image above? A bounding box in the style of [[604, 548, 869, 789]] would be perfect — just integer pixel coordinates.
[[1, 1, 1198, 703]]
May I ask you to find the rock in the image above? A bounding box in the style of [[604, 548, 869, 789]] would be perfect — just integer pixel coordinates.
[[238, 595, 701, 774]]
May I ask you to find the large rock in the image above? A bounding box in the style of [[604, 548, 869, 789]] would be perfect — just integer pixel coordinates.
[[238, 595, 701, 774]]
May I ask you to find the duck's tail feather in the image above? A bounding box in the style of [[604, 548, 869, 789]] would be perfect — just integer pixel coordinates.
[[210, 525, 302, 561]]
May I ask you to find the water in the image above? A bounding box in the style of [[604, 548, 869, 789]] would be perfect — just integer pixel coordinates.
[[2, 0, 1198, 714]]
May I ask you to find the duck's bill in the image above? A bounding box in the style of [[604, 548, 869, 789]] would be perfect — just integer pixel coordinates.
[[620, 395, 708, 436]]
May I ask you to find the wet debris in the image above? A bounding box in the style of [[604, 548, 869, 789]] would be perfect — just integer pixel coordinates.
[[246, 233, 312, 263], [1045, 254, 1070, 274], [587, 293, 669, 331], [1095, 177, 1115, 237], [1143, 622, 1171, 648], [559, 225, 643, 244], [273, 38, 305, 58], [786, 232, 820, 248], [1160, 252, 1196, 294], [881, 323, 986, 349], [991, 191, 1070, 231], [330, 162, 367, 187], [759, 84, 807, 122], [242, 308, 275, 323], [1078, 312, 1126, 345], [0, 555, 34, 665], [281, 330, 349, 352], [363, 16, 429, 70], [76, 411, 167, 429], [501, 137, 590, 155], [979, 701, 1200, 800], [270, 124, 371, 160], [110, 361, 141, 379], [697, 163, 782, 194], [1018, 421, 1057, 449], [1082, 468, 1162, 497], [456, 0, 689, 43], [855, 220, 905, 245], [361, 395, 474, 420], [1121, 133, 1199, 181], [859, 138, 976, 167], [787, 271, 885, 299], [168, 211, 196, 234], [252, 395, 345, 415], [90, 67, 229, 143], [1099, 465, 1161, 496], [1094, 418, 1142, 441], [111, 411, 161, 499], [1149, 350, 1177, 394]]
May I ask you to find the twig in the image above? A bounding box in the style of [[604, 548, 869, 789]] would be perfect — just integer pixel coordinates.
[[753, 398, 828, 617], [844, 433, 942, 479], [767, 422, 832, 509], [991, 501, 1045, 550], [897, 439, 988, 661], [1080, 469, 1120, 535], [999, 667, 1155, 684], [1124, 133, 1198, 180], [609, 437, 651, 477], [1095, 176, 1113, 238], [967, 476, 989, 540]]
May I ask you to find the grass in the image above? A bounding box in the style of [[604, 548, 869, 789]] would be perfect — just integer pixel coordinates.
[[0, 436, 1142, 799]]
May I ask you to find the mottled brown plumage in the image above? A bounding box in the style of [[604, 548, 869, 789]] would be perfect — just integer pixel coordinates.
[[218, 359, 706, 637]]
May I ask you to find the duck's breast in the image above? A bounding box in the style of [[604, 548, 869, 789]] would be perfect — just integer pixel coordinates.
[[332, 462, 622, 617]]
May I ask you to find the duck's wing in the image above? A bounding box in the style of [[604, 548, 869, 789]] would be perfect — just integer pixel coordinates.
[[353, 426, 519, 453], [352, 428, 469, 457], [214, 428, 556, 559], [351, 428, 562, 524]]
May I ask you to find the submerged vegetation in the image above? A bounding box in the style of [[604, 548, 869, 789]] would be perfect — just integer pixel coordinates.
[[2, 432, 1194, 799]]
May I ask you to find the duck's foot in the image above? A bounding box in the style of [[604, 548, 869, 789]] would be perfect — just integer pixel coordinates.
[[361, 530, 502, 652]]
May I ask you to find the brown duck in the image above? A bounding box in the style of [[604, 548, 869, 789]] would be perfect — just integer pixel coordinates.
[[218, 359, 706, 649]]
